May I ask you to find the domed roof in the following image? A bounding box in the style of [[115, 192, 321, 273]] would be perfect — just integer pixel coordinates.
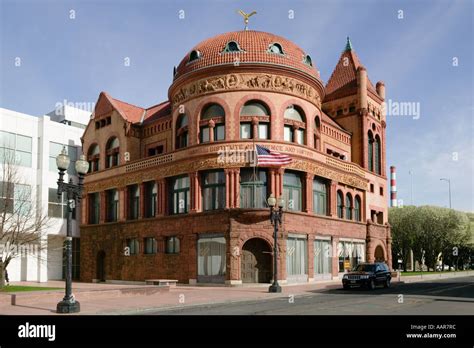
[[174, 30, 318, 80]]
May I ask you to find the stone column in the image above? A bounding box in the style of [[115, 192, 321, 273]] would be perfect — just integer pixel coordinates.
[[189, 172, 199, 213], [251, 117, 258, 140], [208, 120, 215, 143], [224, 169, 232, 209], [269, 169, 276, 196], [276, 168, 284, 198], [366, 222, 375, 263], [332, 237, 339, 278], [307, 234, 314, 282], [234, 168, 240, 208], [119, 187, 126, 221], [187, 234, 198, 285], [157, 179, 166, 216], [227, 235, 242, 285]]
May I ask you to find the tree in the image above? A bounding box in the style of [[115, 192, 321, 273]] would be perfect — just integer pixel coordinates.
[[389, 205, 471, 272], [388, 206, 419, 271], [0, 148, 51, 287]]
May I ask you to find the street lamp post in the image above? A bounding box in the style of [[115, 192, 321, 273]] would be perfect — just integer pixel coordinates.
[[55, 147, 89, 314], [440, 178, 452, 209], [267, 194, 284, 293]]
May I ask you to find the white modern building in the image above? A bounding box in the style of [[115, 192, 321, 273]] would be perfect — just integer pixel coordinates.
[[0, 105, 90, 282]]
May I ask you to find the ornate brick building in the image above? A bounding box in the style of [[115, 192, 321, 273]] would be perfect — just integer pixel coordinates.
[[80, 31, 391, 285]]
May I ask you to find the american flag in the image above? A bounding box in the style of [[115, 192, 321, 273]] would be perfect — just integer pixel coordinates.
[[255, 145, 292, 166]]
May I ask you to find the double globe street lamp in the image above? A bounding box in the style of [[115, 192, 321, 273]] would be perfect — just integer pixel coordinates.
[[267, 194, 284, 293], [55, 147, 89, 313]]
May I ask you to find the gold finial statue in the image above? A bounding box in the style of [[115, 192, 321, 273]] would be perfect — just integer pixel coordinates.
[[237, 10, 257, 30]]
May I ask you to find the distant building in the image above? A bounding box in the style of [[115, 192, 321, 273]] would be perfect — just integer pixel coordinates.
[[80, 31, 391, 285], [0, 105, 90, 282]]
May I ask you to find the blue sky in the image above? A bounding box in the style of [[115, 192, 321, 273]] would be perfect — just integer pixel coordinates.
[[1, 0, 472, 211]]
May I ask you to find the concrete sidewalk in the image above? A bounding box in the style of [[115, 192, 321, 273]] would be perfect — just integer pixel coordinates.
[[1, 271, 471, 315], [0, 279, 343, 315]]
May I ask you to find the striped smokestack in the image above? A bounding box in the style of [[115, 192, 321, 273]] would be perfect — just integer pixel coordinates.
[[390, 166, 397, 207]]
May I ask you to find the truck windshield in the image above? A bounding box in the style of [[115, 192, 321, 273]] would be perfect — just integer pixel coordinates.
[[354, 264, 376, 272]]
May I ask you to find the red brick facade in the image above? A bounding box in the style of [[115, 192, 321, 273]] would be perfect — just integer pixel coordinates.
[[80, 31, 391, 285]]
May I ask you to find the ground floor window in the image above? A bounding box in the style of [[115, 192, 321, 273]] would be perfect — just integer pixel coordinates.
[[166, 236, 180, 254], [286, 235, 307, 282], [197, 235, 226, 283], [338, 241, 365, 272], [314, 239, 332, 278]]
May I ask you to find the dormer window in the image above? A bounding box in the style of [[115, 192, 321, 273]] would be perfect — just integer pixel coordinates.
[[189, 50, 201, 62], [268, 43, 284, 55], [303, 54, 313, 66], [223, 41, 242, 53]]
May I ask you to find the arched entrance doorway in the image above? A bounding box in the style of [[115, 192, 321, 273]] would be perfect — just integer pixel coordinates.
[[241, 238, 272, 283], [96, 251, 106, 282], [374, 245, 385, 262]]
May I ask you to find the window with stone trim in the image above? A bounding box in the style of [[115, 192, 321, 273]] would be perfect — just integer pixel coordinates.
[[312, 177, 327, 215], [240, 101, 270, 140], [88, 192, 100, 224], [284, 105, 305, 145], [106, 189, 119, 222], [169, 175, 190, 215], [166, 236, 180, 254], [144, 237, 157, 254], [202, 170, 226, 211], [127, 184, 140, 220], [337, 190, 344, 219], [354, 195, 361, 222], [126, 238, 139, 255], [144, 181, 157, 218], [240, 168, 267, 209], [345, 193, 353, 220], [176, 114, 189, 149], [87, 144, 100, 172], [105, 137, 119, 168], [200, 104, 225, 143], [283, 171, 302, 212]]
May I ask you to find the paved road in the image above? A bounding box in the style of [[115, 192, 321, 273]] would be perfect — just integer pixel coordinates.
[[144, 276, 474, 315]]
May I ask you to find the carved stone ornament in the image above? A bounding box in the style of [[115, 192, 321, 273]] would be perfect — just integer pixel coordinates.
[[171, 73, 321, 107]]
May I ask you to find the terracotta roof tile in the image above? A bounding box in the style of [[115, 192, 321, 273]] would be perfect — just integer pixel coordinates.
[[143, 101, 171, 124], [175, 30, 318, 80], [324, 49, 377, 102]]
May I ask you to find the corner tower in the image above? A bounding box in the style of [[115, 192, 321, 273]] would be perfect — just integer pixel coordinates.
[[322, 38, 387, 177]]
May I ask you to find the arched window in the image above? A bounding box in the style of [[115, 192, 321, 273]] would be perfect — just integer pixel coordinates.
[[105, 137, 119, 168], [354, 195, 361, 221], [375, 135, 381, 175], [313, 177, 327, 215], [87, 144, 100, 172], [304, 54, 313, 67], [176, 114, 189, 149], [345, 193, 353, 220], [368, 131, 374, 172], [223, 41, 242, 53], [268, 43, 284, 54], [240, 100, 270, 140], [189, 50, 201, 62], [314, 116, 321, 150], [284, 105, 305, 145], [337, 191, 344, 218], [200, 103, 225, 143]]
